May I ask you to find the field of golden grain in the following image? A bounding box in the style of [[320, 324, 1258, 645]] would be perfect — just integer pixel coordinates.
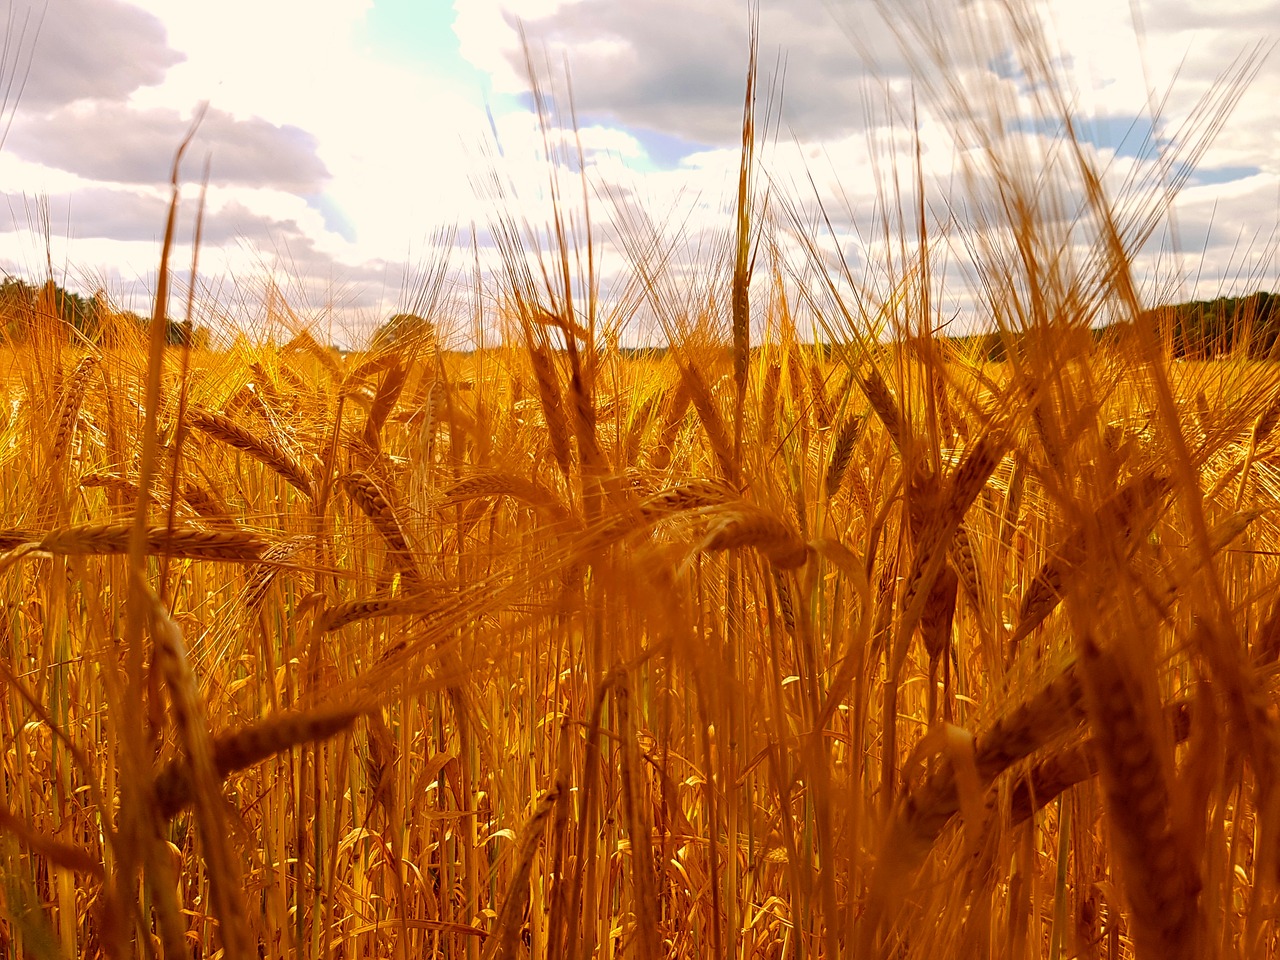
[[3, 292, 1280, 960], [2, 4, 1279, 960]]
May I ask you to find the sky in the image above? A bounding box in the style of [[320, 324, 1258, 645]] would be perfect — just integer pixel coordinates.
[[0, 0, 1276, 346]]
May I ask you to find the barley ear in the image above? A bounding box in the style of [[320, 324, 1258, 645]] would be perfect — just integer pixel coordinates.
[[1079, 633, 1201, 960], [342, 470, 423, 585]]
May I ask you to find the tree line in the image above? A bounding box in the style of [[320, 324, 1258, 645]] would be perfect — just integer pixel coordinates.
[[0, 277, 208, 348], [1140, 291, 1279, 360], [931, 291, 1279, 362], [2, 274, 1274, 360]]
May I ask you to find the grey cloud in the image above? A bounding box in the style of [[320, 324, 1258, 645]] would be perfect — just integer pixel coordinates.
[[4, 0, 182, 110], [1169, 181, 1280, 254], [513, 0, 919, 150], [0, 188, 327, 248], [511, 0, 1273, 169], [1148, 1, 1280, 35], [6, 105, 329, 191], [1, 187, 171, 241]]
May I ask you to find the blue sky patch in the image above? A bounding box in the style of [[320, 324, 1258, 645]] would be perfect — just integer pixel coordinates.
[[360, 0, 493, 104], [304, 193, 357, 242], [1191, 165, 1261, 186], [1005, 114, 1170, 159], [628, 126, 709, 171]]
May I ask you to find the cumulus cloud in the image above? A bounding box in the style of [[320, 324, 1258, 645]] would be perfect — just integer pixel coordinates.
[[0, 185, 351, 258], [5, 104, 329, 191], [0, 187, 169, 241], [465, 0, 914, 149], [5, 0, 182, 109], [1, 0, 1272, 343], [471, 0, 1277, 188]]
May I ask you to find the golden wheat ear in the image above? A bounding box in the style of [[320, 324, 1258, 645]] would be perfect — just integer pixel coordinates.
[[34, 523, 268, 561], [698, 503, 811, 570], [1079, 633, 1203, 959], [188, 407, 315, 498], [46, 352, 98, 470], [341, 470, 424, 584], [859, 660, 1089, 950], [153, 703, 363, 820]]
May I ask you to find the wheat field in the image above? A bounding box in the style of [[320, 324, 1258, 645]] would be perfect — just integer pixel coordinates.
[[2, 4, 1279, 960]]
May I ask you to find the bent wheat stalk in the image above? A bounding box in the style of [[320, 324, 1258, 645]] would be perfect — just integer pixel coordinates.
[[442, 472, 573, 525], [1079, 633, 1202, 959], [1009, 699, 1193, 826], [189, 407, 314, 499], [341, 470, 424, 584], [35, 524, 268, 561], [154, 703, 363, 820], [698, 504, 810, 570], [859, 660, 1087, 952]]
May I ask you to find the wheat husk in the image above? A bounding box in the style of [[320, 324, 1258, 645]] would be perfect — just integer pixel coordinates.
[[34, 523, 268, 561], [1079, 633, 1202, 959], [189, 407, 314, 498]]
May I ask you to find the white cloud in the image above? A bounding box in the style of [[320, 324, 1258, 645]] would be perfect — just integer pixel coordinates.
[[0, 0, 1274, 342], [6, 103, 329, 189], [6, 0, 182, 110]]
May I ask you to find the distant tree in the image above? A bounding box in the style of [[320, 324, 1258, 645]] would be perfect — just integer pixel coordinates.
[[370, 312, 436, 351], [0, 276, 99, 341], [0, 277, 33, 341], [1140, 291, 1279, 360], [126, 312, 208, 348], [5, 278, 104, 340], [0, 274, 217, 349], [165, 317, 190, 347]]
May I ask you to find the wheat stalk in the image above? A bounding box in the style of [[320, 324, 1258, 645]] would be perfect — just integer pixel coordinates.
[[320, 584, 459, 633], [181, 481, 241, 530], [859, 366, 906, 452], [824, 414, 866, 499], [282, 328, 342, 376], [362, 358, 407, 452], [809, 361, 834, 428], [1009, 699, 1193, 826], [275, 360, 312, 397], [878, 661, 1088, 867], [859, 660, 1089, 951], [36, 523, 268, 561], [680, 362, 737, 482], [48, 353, 98, 468], [760, 360, 781, 445], [0, 528, 37, 551], [188, 407, 314, 499], [0, 802, 103, 877], [528, 343, 573, 475], [344, 349, 402, 385], [898, 430, 1008, 649], [950, 522, 981, 602], [442, 472, 571, 525], [624, 390, 662, 467], [143, 585, 251, 952], [154, 703, 363, 820], [241, 534, 316, 613], [640, 479, 737, 519], [1012, 471, 1172, 649], [481, 785, 562, 960], [80, 472, 141, 501], [341, 470, 423, 584], [699, 504, 810, 570], [651, 379, 691, 471], [248, 360, 283, 409], [1079, 633, 1201, 959]]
